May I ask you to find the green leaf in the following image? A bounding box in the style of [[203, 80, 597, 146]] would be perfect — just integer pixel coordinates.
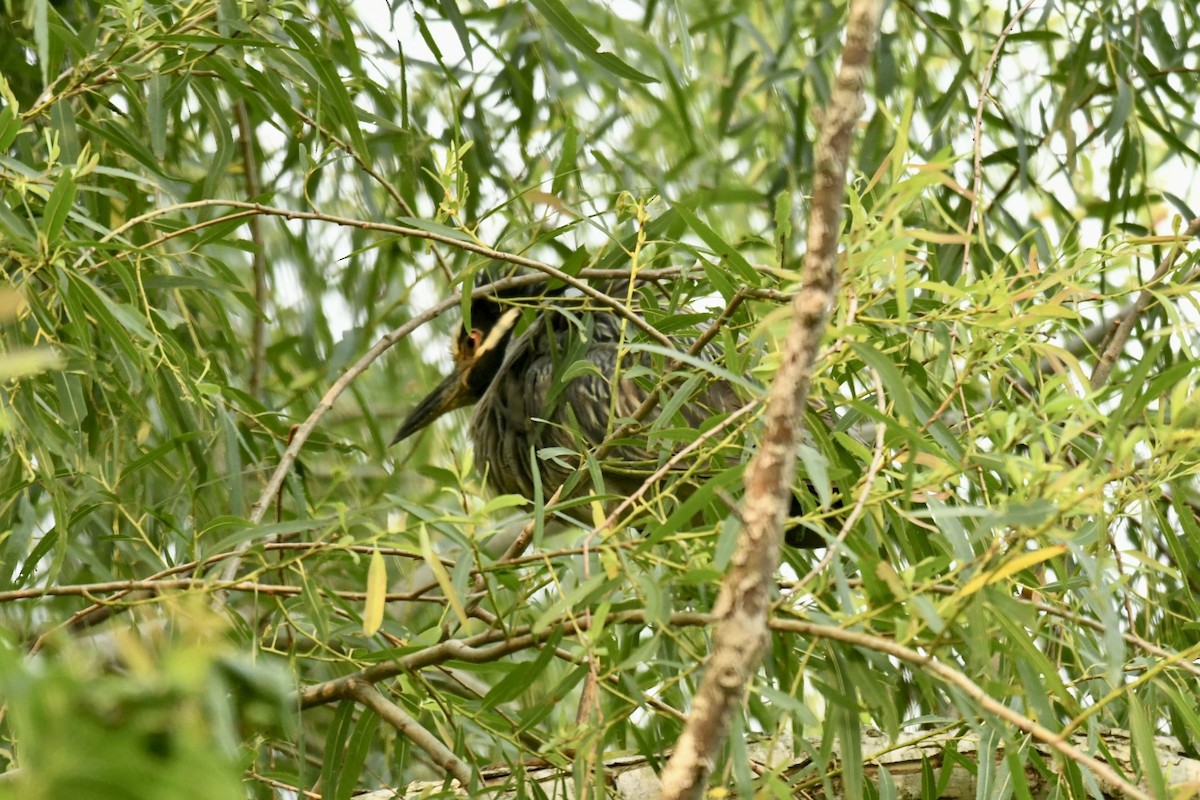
[[552, 122, 578, 196], [1128, 693, 1167, 798], [480, 630, 561, 710], [438, 0, 473, 65], [335, 704, 381, 800], [282, 20, 370, 157], [41, 169, 76, 241], [528, 0, 656, 84], [147, 72, 167, 160], [419, 523, 470, 627], [478, 494, 529, 515], [32, 0, 49, 86], [671, 202, 759, 284], [320, 702, 357, 800], [0, 104, 19, 150], [532, 573, 609, 633]]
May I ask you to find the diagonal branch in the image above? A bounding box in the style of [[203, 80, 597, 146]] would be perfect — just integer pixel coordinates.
[[656, 1, 884, 797], [1089, 216, 1200, 390], [348, 681, 473, 787]]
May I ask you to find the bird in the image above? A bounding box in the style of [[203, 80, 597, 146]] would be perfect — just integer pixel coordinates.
[[391, 280, 832, 548]]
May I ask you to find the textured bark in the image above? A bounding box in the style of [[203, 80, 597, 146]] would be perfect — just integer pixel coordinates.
[[655, 2, 885, 798]]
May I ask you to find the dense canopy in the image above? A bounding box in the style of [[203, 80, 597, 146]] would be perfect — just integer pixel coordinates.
[[1, 0, 1198, 797]]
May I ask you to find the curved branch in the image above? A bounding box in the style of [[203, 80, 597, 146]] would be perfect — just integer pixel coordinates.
[[771, 618, 1151, 800]]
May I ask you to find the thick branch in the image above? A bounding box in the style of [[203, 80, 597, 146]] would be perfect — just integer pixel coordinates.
[[656, 2, 884, 797]]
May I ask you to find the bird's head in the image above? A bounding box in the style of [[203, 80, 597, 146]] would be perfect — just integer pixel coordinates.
[[390, 296, 522, 445]]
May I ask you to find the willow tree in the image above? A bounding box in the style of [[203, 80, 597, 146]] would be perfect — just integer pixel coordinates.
[[1, 0, 1198, 798]]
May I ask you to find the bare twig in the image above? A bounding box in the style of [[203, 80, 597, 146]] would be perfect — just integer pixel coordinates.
[[964, 0, 1038, 274], [234, 100, 268, 403], [793, 366, 887, 588], [657, 1, 884, 796]]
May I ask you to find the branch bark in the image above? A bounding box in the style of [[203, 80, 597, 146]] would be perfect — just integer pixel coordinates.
[[656, 2, 884, 797], [349, 681, 474, 787]]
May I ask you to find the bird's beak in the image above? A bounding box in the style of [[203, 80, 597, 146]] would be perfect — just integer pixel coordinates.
[[390, 364, 475, 445]]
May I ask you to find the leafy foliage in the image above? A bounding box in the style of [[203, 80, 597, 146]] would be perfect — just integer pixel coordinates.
[[0, 0, 1198, 797]]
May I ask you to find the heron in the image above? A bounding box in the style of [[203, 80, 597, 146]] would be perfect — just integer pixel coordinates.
[[391, 282, 831, 548]]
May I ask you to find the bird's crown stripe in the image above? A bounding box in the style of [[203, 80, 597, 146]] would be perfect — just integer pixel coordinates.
[[477, 307, 522, 356]]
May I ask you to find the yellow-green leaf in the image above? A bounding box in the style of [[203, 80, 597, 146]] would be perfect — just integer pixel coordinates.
[[362, 547, 387, 637], [419, 525, 469, 627], [960, 545, 1066, 597]]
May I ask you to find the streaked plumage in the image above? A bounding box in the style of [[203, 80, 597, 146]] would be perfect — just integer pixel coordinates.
[[392, 284, 827, 548]]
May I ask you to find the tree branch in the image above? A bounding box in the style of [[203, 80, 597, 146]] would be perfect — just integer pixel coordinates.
[[297, 608, 1169, 799], [1089, 216, 1200, 389], [656, 2, 884, 796], [348, 681, 474, 787]]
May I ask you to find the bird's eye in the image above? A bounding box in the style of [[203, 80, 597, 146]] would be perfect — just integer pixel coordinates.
[[461, 329, 484, 356]]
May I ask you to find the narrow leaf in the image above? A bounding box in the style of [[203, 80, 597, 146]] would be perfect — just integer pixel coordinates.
[[419, 525, 469, 627], [671, 202, 758, 283], [528, 0, 656, 83], [42, 169, 76, 241], [1128, 693, 1167, 799], [362, 547, 387, 636], [960, 545, 1066, 597], [0, 105, 19, 150]]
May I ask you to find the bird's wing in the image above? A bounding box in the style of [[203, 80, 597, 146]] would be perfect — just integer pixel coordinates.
[[522, 332, 747, 492]]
